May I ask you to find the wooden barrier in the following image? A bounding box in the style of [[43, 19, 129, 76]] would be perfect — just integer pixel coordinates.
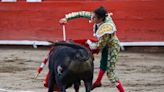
[[0, 0, 164, 46]]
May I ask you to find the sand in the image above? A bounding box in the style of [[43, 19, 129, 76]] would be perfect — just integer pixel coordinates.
[[0, 47, 164, 92]]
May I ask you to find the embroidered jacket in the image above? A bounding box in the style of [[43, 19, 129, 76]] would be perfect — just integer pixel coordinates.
[[65, 11, 119, 49]]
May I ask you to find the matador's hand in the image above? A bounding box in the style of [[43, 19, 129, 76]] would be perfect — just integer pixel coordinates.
[[59, 18, 67, 24], [86, 39, 97, 50]]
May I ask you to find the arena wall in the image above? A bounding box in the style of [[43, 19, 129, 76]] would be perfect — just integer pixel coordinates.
[[0, 0, 164, 46]]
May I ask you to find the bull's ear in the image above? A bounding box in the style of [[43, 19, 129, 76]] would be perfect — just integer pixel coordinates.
[[74, 49, 89, 61]]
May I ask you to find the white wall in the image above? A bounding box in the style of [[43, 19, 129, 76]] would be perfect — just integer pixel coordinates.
[[1, 0, 16, 2], [26, 0, 42, 2], [1, 0, 42, 2]]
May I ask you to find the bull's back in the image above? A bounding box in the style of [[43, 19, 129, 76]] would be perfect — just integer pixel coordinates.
[[49, 42, 93, 68]]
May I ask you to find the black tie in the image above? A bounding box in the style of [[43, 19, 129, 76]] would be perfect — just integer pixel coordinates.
[[95, 25, 98, 33]]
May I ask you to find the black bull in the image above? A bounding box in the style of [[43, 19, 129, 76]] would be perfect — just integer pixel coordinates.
[[48, 42, 94, 92]]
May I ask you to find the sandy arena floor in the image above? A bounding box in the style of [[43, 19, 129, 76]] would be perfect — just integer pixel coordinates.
[[0, 47, 164, 92]]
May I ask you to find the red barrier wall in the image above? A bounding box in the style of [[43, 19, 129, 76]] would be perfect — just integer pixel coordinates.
[[0, 0, 164, 42]]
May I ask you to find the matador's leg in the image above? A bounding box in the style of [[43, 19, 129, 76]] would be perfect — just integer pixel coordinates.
[[106, 43, 125, 92]]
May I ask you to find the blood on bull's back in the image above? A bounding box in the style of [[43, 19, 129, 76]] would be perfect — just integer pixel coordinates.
[[48, 42, 94, 92]]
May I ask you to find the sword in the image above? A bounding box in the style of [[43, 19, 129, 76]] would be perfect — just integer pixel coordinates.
[[62, 25, 66, 41]]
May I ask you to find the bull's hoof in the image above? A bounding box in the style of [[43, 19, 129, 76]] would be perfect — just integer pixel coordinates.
[[91, 82, 102, 90], [44, 83, 60, 91], [53, 85, 60, 91]]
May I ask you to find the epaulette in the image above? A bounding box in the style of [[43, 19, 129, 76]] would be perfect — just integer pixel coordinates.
[[95, 23, 115, 38]]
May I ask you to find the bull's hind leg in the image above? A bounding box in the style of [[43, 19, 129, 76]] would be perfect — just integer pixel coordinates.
[[84, 80, 92, 92], [56, 79, 66, 92], [48, 72, 54, 92], [61, 86, 66, 92], [74, 81, 80, 92]]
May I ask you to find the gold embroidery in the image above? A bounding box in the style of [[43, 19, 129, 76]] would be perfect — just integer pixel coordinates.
[[96, 23, 114, 38]]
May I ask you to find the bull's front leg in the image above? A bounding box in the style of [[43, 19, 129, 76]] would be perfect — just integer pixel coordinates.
[[74, 81, 80, 92]]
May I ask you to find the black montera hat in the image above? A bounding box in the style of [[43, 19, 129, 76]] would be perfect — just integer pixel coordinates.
[[94, 6, 108, 19]]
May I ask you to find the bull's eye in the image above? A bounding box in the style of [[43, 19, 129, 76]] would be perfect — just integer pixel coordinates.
[[57, 65, 63, 76]]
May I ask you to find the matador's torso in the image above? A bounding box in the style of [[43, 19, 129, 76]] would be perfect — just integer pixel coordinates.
[[65, 11, 120, 49]]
